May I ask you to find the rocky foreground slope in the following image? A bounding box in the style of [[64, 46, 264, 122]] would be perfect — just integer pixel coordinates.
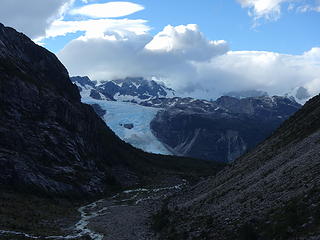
[[155, 94, 320, 239], [0, 23, 221, 197]]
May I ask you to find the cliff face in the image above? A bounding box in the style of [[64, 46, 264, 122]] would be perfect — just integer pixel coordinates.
[[0, 24, 221, 197], [155, 94, 320, 239], [148, 96, 300, 162], [0, 23, 141, 195]]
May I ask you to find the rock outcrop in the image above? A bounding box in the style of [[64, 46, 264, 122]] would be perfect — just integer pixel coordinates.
[[0, 23, 138, 195], [147, 96, 300, 162]]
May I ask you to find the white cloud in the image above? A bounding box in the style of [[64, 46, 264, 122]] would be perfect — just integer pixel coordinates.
[[297, 4, 320, 12], [58, 24, 227, 93], [237, 0, 285, 21], [57, 24, 320, 99], [236, 0, 320, 22], [193, 49, 320, 97], [145, 24, 228, 61], [70, 1, 144, 18], [0, 0, 73, 39], [58, 24, 228, 91], [31, 1, 148, 44], [42, 18, 150, 40]]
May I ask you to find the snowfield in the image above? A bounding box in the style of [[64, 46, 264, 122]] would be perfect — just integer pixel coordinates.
[[82, 97, 171, 155]]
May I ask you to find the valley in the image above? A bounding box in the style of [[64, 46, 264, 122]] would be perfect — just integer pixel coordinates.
[[0, 9, 319, 240], [0, 179, 188, 240]]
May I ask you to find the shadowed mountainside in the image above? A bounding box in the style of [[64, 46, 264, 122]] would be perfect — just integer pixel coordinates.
[[147, 96, 300, 162], [0, 23, 222, 197], [154, 94, 320, 239]]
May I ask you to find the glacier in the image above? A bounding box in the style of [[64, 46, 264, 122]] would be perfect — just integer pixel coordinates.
[[81, 96, 171, 155]]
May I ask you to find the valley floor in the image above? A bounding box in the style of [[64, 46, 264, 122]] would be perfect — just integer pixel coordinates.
[[0, 178, 186, 240]]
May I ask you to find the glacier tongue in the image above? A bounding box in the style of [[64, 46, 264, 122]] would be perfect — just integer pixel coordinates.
[[82, 97, 171, 155]]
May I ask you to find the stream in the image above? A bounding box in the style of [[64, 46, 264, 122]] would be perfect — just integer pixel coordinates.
[[0, 180, 186, 240]]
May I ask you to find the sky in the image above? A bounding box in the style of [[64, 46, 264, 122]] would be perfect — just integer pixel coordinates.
[[0, 0, 320, 99]]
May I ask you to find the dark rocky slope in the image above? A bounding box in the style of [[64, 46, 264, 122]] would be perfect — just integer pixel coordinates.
[[147, 96, 300, 162], [0, 23, 221, 197], [154, 94, 320, 239]]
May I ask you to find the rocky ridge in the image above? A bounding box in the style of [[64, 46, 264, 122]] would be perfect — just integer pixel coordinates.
[[147, 96, 300, 162], [71, 76, 175, 103], [155, 94, 320, 239]]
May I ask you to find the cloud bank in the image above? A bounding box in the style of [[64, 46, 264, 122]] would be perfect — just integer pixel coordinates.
[[58, 24, 229, 94], [0, 0, 73, 39], [58, 23, 320, 99]]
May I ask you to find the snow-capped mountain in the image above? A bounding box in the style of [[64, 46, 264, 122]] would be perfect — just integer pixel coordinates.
[[71, 76, 176, 103], [71, 76, 171, 155], [97, 77, 175, 103], [285, 86, 312, 105], [71, 75, 301, 162], [71, 76, 113, 100], [224, 89, 268, 99], [71, 76, 96, 89]]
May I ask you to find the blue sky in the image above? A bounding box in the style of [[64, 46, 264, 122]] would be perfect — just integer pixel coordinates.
[[126, 0, 319, 54], [42, 0, 320, 55], [1, 0, 320, 99]]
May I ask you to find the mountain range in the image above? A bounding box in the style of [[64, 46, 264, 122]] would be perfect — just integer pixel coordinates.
[[71, 76, 175, 102], [71, 76, 301, 162]]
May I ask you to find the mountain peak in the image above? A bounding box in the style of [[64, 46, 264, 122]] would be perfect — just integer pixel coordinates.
[[71, 76, 176, 103], [0, 24, 80, 102]]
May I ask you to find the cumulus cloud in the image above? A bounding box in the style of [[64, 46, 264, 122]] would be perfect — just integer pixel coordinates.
[[0, 0, 73, 39], [70, 1, 144, 18], [145, 24, 228, 61], [58, 24, 228, 90], [236, 0, 320, 22], [57, 23, 320, 99]]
